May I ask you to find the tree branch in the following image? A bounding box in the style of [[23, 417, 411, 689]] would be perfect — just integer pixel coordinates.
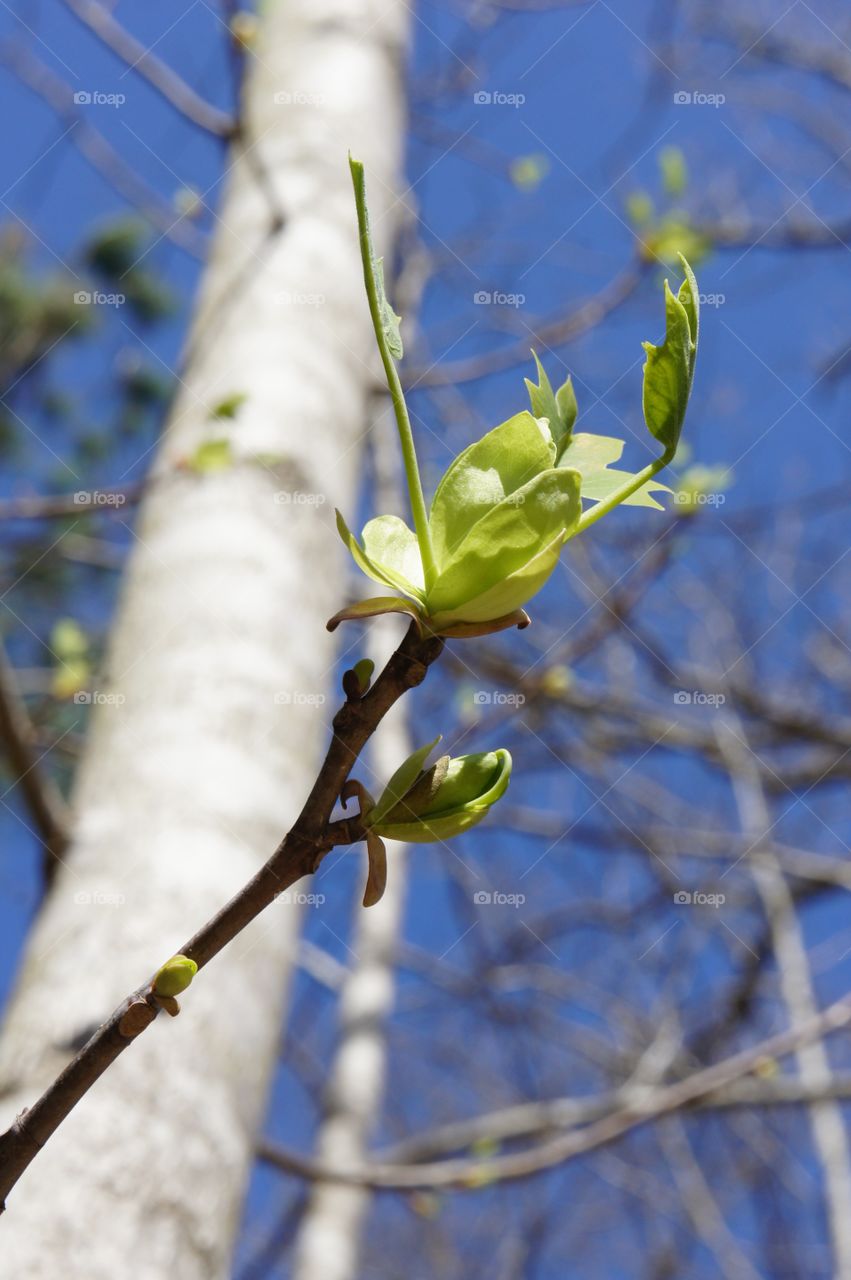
[[0, 620, 444, 1211], [0, 638, 70, 880], [59, 0, 236, 138], [0, 42, 208, 260], [256, 993, 851, 1189]]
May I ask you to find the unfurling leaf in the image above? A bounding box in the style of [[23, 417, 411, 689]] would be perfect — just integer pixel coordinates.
[[524, 353, 577, 453], [349, 156, 403, 360], [369, 737, 442, 828], [368, 748, 512, 844], [335, 167, 701, 635], [642, 255, 699, 454]]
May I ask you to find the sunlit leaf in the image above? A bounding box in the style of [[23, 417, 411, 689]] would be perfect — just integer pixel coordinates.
[[559, 433, 670, 509], [429, 411, 555, 565], [641, 258, 699, 453], [335, 510, 426, 603]]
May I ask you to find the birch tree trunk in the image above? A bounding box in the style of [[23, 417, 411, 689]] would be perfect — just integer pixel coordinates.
[[0, 2, 409, 1276]]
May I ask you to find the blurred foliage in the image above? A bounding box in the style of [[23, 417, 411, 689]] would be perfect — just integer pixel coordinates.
[[628, 147, 711, 269]]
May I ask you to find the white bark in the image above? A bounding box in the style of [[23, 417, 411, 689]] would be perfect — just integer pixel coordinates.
[[0, 2, 409, 1276], [716, 717, 851, 1279]]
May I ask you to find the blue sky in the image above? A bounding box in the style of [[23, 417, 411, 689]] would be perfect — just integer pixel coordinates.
[[1, 2, 850, 1275]]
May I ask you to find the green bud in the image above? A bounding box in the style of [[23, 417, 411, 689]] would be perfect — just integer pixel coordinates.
[[153, 954, 198, 997], [368, 748, 512, 844]]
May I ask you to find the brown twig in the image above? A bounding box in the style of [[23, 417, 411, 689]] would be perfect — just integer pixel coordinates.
[[0, 620, 443, 1211], [0, 639, 70, 879]]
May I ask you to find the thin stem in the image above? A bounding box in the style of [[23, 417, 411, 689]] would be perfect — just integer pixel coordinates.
[[349, 158, 438, 592], [574, 447, 675, 536]]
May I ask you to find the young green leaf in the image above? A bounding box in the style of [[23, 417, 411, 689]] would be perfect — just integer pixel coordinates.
[[372, 749, 512, 843], [429, 411, 555, 565], [335, 510, 426, 603], [361, 514, 425, 594], [559, 432, 670, 510], [524, 353, 577, 453], [349, 156, 402, 360], [428, 532, 565, 628], [641, 257, 699, 454], [369, 736, 442, 828], [428, 469, 582, 618]]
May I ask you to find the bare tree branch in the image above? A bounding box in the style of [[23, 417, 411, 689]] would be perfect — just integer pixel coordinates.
[[59, 0, 236, 138]]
